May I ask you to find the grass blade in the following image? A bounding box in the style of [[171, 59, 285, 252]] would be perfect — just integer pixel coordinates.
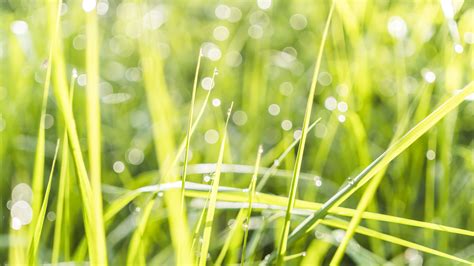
[[84, 5, 107, 263], [286, 81, 474, 248], [276, 1, 336, 264], [240, 146, 262, 265], [321, 218, 472, 265], [30, 0, 62, 240], [199, 103, 233, 266], [180, 50, 203, 213], [28, 139, 60, 265], [215, 119, 320, 265], [51, 70, 76, 264]]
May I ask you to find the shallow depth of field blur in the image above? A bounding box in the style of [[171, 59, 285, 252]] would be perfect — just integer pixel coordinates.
[[1, 0, 473, 265]]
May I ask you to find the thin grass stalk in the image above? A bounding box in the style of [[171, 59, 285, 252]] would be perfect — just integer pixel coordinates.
[[30, 0, 62, 240], [84, 5, 107, 263], [198, 103, 233, 266], [240, 146, 262, 265], [52, 70, 76, 264], [275, 1, 336, 264], [28, 139, 60, 265], [180, 49, 203, 214], [286, 81, 474, 249]]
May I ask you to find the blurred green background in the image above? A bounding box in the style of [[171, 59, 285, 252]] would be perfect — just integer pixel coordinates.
[[0, 0, 473, 265]]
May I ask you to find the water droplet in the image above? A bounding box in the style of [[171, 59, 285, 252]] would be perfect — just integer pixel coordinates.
[[422, 69, 436, 83], [203, 175, 212, 183], [215, 4, 230, 20], [268, 104, 280, 116], [426, 150, 436, 160], [324, 97, 337, 111], [273, 159, 280, 167], [10, 200, 33, 225], [232, 110, 248, 125], [337, 102, 348, 113], [337, 115, 346, 123], [10, 20, 28, 35], [387, 16, 407, 39], [201, 77, 215, 90], [213, 26, 229, 41], [127, 148, 144, 165], [281, 120, 292, 131], [257, 0, 272, 10], [293, 130, 302, 140], [289, 14, 307, 30], [11, 217, 22, 230], [113, 161, 125, 173], [212, 98, 221, 107], [82, 0, 96, 12]]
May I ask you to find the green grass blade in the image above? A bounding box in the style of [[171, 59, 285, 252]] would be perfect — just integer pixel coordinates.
[[276, 1, 336, 264], [241, 146, 262, 265], [215, 119, 319, 265], [321, 219, 472, 265], [48, 0, 108, 261], [180, 50, 203, 213], [30, 0, 62, 240], [182, 189, 474, 237], [287, 81, 474, 247], [84, 5, 107, 264], [199, 103, 233, 266], [28, 139, 60, 265], [51, 71, 76, 265]]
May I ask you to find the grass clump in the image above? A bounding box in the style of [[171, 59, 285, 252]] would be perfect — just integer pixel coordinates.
[[1, 0, 473, 265]]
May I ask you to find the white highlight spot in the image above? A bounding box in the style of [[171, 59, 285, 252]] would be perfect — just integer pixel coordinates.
[[257, 0, 272, 10], [113, 161, 125, 173], [82, 0, 96, 12], [232, 111, 248, 126], [281, 120, 292, 131], [201, 77, 215, 90], [212, 98, 221, 107], [215, 5, 231, 20], [213, 26, 230, 41], [293, 129, 302, 140], [426, 150, 436, 160], [324, 97, 337, 111], [454, 44, 463, 54], [11, 217, 22, 230], [337, 102, 348, 113], [11, 200, 32, 225], [290, 14, 307, 30], [127, 148, 144, 165], [338, 115, 346, 123], [205, 129, 219, 144], [77, 74, 87, 86], [268, 104, 280, 116], [11, 21, 28, 35], [422, 70, 436, 83], [387, 16, 407, 39]]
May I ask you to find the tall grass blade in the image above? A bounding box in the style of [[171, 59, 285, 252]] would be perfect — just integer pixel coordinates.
[[321, 219, 472, 265], [48, 0, 108, 261], [240, 146, 262, 265], [28, 139, 60, 265], [30, 0, 62, 240], [287, 81, 474, 249], [276, 1, 336, 264], [84, 5, 107, 263], [52, 71, 76, 264], [180, 50, 203, 213], [198, 103, 233, 266]]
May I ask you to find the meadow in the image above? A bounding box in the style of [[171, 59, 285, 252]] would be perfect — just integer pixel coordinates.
[[0, 0, 473, 265]]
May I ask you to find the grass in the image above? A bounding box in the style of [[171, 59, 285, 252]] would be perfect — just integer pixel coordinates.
[[1, 0, 473, 265]]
